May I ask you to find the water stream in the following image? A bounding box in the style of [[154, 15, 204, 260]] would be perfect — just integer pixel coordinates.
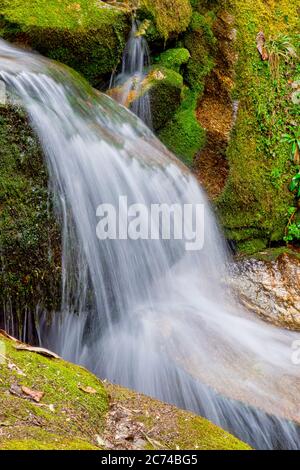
[[109, 20, 152, 128], [0, 39, 300, 449]]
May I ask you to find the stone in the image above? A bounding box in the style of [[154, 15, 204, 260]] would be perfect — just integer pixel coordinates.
[[229, 250, 300, 330]]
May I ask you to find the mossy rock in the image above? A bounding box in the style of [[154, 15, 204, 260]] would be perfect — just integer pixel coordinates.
[[0, 106, 61, 335], [146, 66, 184, 131], [184, 16, 216, 95], [159, 88, 206, 166], [155, 47, 190, 73], [0, 333, 251, 450], [0, 0, 131, 87], [236, 238, 268, 256], [139, 0, 192, 41], [154, 9, 216, 165], [237, 246, 300, 263], [217, 0, 300, 246]]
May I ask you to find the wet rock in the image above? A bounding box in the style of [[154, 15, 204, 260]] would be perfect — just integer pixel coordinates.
[[230, 249, 300, 330]]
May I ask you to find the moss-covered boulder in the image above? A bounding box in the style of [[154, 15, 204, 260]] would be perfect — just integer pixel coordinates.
[[148, 6, 217, 165], [159, 88, 205, 166], [217, 0, 300, 248], [155, 47, 190, 73], [0, 332, 251, 450], [139, 0, 192, 41], [184, 11, 216, 95], [0, 105, 61, 338], [229, 248, 300, 330], [147, 66, 184, 131], [0, 0, 130, 87]]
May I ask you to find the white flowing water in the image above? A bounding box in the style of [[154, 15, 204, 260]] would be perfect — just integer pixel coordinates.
[[109, 20, 152, 128], [1, 39, 300, 449]]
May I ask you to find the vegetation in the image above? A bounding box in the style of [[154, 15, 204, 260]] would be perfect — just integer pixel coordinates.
[[159, 88, 206, 164], [0, 333, 250, 450], [0, 106, 61, 331], [265, 34, 297, 81], [155, 47, 190, 73], [140, 0, 192, 41], [217, 0, 300, 253], [147, 66, 184, 131], [153, 4, 218, 164], [284, 172, 300, 243], [0, 0, 130, 86]]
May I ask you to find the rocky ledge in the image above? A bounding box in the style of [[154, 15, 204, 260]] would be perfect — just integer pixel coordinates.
[[230, 248, 300, 330], [0, 331, 249, 450]]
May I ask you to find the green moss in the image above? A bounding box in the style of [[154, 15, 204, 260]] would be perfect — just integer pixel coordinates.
[[236, 239, 268, 256], [217, 0, 300, 247], [105, 382, 251, 450], [159, 88, 206, 165], [147, 66, 184, 130], [0, 106, 61, 327], [0, 335, 109, 449], [140, 0, 192, 41], [1, 434, 99, 450], [238, 246, 300, 262], [155, 8, 216, 164], [0, 1, 130, 86], [176, 415, 249, 450], [155, 48, 190, 73], [0, 334, 250, 450], [184, 14, 216, 94]]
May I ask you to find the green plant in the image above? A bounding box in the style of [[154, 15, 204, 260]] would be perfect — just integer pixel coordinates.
[[265, 35, 297, 80], [282, 127, 300, 163], [284, 173, 300, 242], [284, 220, 300, 242], [289, 171, 300, 197]]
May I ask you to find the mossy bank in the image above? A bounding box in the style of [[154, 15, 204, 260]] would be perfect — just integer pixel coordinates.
[[0, 332, 250, 450], [0, 106, 61, 339], [217, 0, 300, 253], [0, 0, 131, 87]]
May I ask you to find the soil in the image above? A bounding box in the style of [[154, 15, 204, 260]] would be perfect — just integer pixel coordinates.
[[193, 11, 237, 200]]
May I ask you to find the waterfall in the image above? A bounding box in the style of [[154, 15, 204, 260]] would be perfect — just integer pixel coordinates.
[[109, 20, 152, 128], [1, 39, 300, 450]]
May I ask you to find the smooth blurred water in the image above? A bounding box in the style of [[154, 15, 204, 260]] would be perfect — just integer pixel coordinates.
[[110, 20, 152, 128], [1, 39, 300, 449]]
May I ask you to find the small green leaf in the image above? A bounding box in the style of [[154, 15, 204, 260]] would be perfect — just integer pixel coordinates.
[[289, 173, 300, 192]]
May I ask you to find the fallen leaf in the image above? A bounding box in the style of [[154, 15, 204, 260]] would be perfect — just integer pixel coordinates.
[[8, 362, 26, 376], [256, 31, 268, 61], [78, 385, 97, 394], [15, 344, 60, 359], [95, 434, 107, 448], [21, 386, 44, 403]]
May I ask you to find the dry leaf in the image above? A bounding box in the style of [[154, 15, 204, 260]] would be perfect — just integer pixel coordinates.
[[21, 386, 44, 403], [8, 362, 26, 376], [95, 434, 106, 448], [78, 385, 97, 394], [256, 31, 268, 61]]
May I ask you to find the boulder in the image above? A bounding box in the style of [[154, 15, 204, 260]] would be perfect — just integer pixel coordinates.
[[230, 249, 300, 330], [0, 0, 130, 86], [0, 332, 250, 450]]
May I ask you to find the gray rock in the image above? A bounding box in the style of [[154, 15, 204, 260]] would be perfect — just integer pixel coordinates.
[[229, 251, 300, 330]]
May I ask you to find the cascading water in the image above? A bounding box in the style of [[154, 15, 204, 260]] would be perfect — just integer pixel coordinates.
[[1, 39, 300, 450], [109, 19, 152, 128]]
